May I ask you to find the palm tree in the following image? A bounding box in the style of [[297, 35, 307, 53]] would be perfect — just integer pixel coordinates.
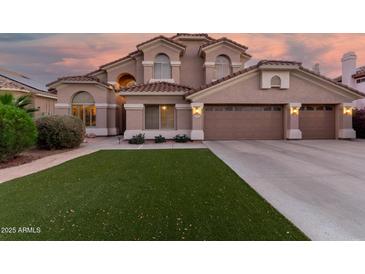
[[0, 93, 38, 114]]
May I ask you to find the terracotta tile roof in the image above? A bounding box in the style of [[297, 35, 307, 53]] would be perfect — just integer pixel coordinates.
[[258, 60, 302, 66], [46, 75, 109, 88], [199, 37, 249, 54], [136, 35, 186, 50], [186, 60, 364, 98], [171, 33, 215, 41], [120, 81, 193, 93]]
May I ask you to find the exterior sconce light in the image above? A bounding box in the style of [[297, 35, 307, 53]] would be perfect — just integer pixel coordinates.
[[343, 106, 353, 116], [192, 106, 202, 117], [290, 106, 300, 116], [161, 105, 167, 111]]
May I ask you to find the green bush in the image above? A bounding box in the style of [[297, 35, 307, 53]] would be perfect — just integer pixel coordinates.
[[173, 134, 190, 143], [128, 133, 145, 144], [154, 135, 166, 143], [0, 104, 37, 162], [36, 115, 85, 150]]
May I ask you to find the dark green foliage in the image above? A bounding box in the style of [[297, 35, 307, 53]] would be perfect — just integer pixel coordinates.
[[0, 104, 37, 162], [154, 135, 166, 143], [173, 134, 190, 143], [0, 150, 308, 240], [0, 93, 38, 115], [36, 115, 85, 150], [353, 109, 365, 138], [128, 133, 145, 144]]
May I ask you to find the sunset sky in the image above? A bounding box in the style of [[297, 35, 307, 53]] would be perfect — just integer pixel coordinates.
[[1, 33, 365, 87]]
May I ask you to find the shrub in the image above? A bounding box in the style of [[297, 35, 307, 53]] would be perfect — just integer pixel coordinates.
[[128, 133, 145, 144], [0, 104, 37, 162], [154, 135, 166, 143], [173, 134, 190, 143], [36, 115, 85, 149], [353, 109, 365, 138]]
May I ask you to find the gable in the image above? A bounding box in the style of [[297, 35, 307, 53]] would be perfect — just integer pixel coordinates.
[[188, 69, 362, 104]]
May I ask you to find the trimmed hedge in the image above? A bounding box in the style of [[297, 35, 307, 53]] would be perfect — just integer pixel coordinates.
[[353, 109, 365, 138], [0, 104, 37, 162], [36, 115, 85, 149]]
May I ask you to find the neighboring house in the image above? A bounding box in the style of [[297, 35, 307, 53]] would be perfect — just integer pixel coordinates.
[[0, 68, 57, 118], [335, 52, 365, 109], [48, 33, 363, 140]]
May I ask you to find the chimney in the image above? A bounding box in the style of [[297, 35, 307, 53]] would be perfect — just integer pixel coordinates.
[[341, 52, 357, 87], [313, 63, 320, 74]]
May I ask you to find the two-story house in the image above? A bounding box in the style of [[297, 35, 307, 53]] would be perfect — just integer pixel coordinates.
[[47, 33, 363, 140]]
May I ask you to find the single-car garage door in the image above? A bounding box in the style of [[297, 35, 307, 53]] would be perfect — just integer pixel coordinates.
[[299, 104, 335, 139], [204, 105, 284, 140]]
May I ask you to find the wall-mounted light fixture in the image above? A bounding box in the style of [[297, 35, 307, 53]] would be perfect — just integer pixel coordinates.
[[161, 105, 167, 111], [343, 106, 353, 116], [290, 106, 300, 116], [192, 106, 202, 117]]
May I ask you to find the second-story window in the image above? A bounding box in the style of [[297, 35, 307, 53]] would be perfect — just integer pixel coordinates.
[[154, 53, 171, 79], [215, 55, 231, 79]]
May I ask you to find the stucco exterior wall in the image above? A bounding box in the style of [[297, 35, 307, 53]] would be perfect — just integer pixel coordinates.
[[55, 83, 119, 135], [106, 59, 137, 84], [190, 71, 359, 104], [179, 40, 206, 88]]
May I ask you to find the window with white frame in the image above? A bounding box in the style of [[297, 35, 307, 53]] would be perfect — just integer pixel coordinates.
[[215, 55, 231, 79], [145, 105, 175, 130], [270, 75, 281, 88], [154, 54, 171, 79]]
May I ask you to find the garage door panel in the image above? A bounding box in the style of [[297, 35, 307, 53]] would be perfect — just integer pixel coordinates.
[[299, 105, 335, 139], [204, 105, 283, 140]]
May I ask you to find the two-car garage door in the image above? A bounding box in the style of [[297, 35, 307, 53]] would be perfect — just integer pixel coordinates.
[[204, 105, 284, 140], [204, 104, 336, 140]]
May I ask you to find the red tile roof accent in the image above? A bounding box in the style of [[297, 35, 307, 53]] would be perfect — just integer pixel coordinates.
[[200, 37, 249, 52], [46, 75, 107, 87], [186, 60, 364, 97], [136, 35, 186, 50], [120, 81, 193, 93], [171, 33, 215, 41]]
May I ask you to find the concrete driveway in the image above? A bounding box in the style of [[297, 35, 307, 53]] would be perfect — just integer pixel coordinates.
[[205, 140, 365, 240]]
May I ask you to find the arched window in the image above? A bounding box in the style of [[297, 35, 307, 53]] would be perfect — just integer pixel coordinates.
[[71, 91, 96, 127], [154, 54, 171, 79], [271, 75, 281, 88], [216, 55, 231, 79], [118, 74, 136, 89]]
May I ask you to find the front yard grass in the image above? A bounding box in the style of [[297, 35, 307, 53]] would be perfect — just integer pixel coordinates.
[[0, 149, 308, 240]]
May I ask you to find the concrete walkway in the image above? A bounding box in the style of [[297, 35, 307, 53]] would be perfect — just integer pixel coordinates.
[[205, 140, 365, 240], [0, 137, 206, 184]]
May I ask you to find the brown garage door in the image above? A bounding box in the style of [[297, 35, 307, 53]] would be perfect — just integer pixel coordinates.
[[204, 105, 284, 140], [299, 105, 335, 139]]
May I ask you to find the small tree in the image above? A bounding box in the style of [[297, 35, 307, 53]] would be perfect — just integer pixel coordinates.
[[0, 93, 38, 115], [0, 104, 37, 162]]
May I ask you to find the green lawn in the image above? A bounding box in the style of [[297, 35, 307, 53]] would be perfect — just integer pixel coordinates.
[[0, 149, 308, 240]]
